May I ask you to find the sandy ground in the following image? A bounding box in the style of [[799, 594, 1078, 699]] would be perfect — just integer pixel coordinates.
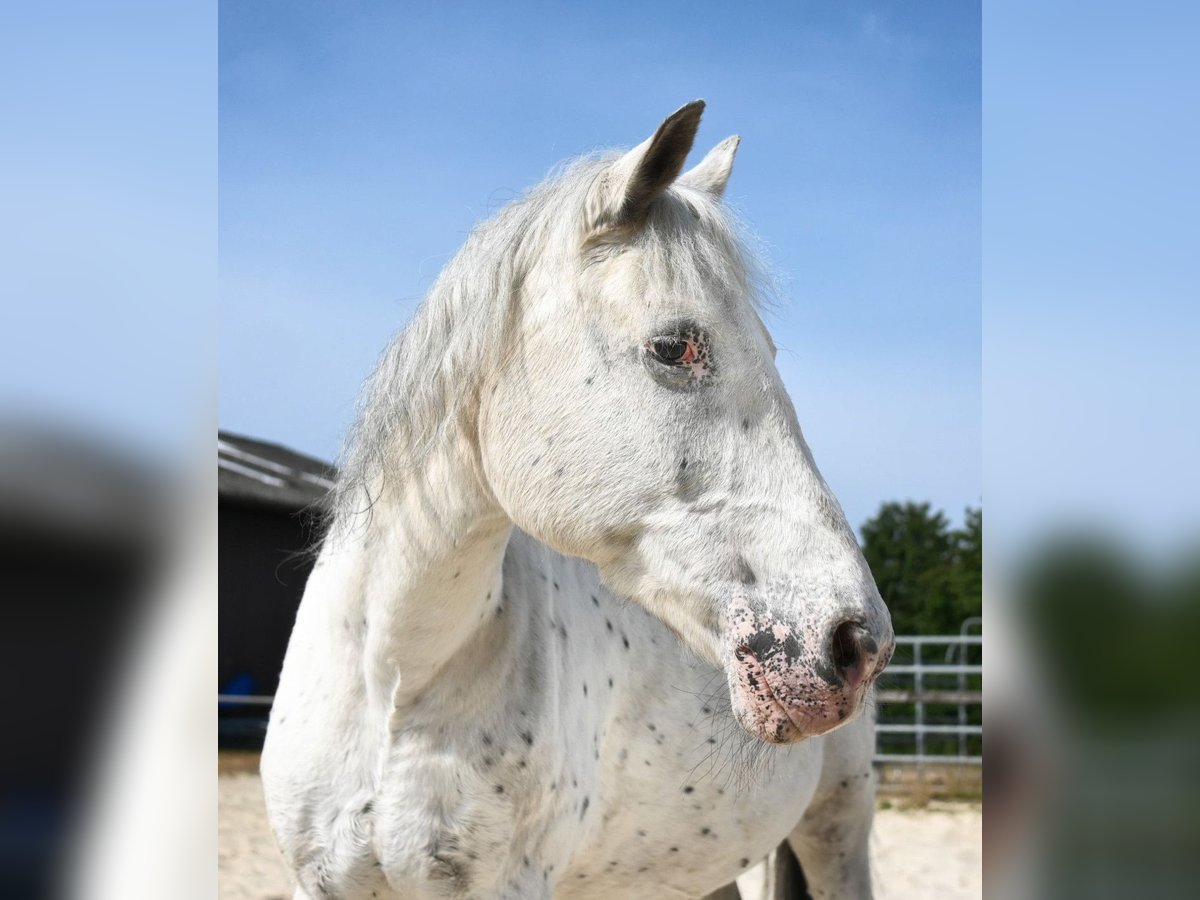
[[220, 765, 980, 899]]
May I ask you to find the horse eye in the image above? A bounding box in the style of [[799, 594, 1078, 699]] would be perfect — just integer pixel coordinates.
[[649, 337, 693, 364]]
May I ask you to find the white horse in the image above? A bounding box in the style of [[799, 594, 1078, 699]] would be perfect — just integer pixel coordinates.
[[262, 101, 894, 900]]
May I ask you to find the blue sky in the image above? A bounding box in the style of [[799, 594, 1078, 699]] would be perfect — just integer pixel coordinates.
[[220, 0, 980, 532]]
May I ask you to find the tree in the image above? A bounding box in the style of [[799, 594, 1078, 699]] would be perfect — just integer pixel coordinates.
[[860, 502, 982, 634]]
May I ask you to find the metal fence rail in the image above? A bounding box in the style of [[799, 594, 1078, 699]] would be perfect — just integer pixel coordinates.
[[873, 623, 982, 766]]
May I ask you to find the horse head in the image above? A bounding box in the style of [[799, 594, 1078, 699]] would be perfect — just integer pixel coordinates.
[[478, 101, 894, 743]]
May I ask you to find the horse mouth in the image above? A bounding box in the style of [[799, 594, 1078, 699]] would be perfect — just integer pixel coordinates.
[[728, 644, 805, 744], [727, 641, 874, 744]]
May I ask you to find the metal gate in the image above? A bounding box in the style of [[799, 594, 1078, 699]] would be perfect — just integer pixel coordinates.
[[874, 621, 982, 766]]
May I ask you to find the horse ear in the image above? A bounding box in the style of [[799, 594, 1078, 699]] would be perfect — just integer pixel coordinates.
[[589, 100, 705, 231], [677, 135, 740, 198]]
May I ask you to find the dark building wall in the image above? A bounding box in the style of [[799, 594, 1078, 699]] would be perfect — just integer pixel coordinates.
[[218, 501, 319, 701]]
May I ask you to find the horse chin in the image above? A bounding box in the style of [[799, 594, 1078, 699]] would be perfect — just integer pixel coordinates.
[[724, 646, 807, 744], [724, 642, 867, 745], [730, 692, 807, 745]]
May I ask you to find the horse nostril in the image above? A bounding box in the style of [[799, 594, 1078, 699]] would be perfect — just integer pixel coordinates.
[[831, 621, 865, 675]]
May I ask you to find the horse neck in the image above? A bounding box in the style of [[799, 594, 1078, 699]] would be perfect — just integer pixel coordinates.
[[324, 430, 514, 717]]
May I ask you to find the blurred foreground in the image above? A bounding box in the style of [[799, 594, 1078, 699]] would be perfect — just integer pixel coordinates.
[[986, 536, 1200, 898], [0, 424, 215, 899]]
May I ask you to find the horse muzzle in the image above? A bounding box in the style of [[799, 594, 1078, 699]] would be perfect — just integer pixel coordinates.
[[722, 606, 894, 744]]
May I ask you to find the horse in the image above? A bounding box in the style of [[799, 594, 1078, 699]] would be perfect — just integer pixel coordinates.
[[261, 100, 895, 900]]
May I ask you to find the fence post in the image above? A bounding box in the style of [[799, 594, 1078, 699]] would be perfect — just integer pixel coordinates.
[[958, 617, 981, 761], [957, 635, 966, 759], [914, 640, 924, 771]]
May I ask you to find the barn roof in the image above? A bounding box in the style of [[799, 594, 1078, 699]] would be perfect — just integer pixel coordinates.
[[218, 432, 336, 512]]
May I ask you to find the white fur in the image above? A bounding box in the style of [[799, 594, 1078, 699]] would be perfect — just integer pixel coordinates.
[[263, 102, 891, 899]]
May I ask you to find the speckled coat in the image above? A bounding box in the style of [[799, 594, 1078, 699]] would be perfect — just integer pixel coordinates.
[[261, 101, 892, 900]]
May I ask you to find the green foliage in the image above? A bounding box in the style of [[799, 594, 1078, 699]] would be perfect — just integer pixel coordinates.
[[1017, 534, 1200, 729], [860, 502, 982, 634]]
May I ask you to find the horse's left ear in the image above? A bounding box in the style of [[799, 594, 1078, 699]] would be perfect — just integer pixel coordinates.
[[588, 100, 705, 232], [677, 135, 740, 198]]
